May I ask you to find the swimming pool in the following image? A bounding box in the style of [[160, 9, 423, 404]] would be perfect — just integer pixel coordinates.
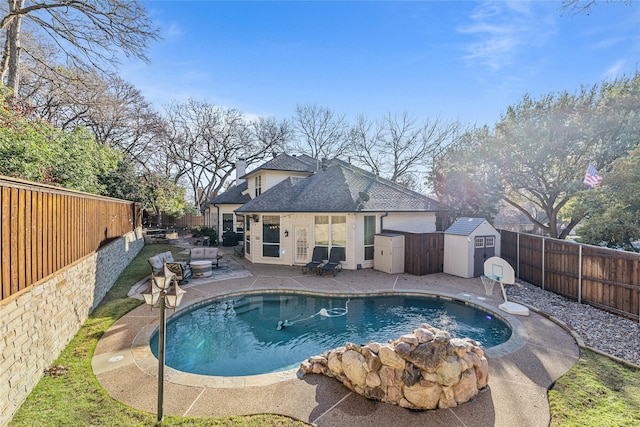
[[150, 292, 512, 377]]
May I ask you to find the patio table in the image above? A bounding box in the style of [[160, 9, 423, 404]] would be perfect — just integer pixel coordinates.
[[190, 260, 213, 278]]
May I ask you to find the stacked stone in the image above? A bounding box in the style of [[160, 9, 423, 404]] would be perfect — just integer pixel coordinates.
[[299, 323, 489, 410]]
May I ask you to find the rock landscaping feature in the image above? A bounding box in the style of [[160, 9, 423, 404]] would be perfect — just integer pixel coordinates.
[[299, 323, 489, 410]]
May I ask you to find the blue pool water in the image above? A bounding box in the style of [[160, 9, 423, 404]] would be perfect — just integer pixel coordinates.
[[151, 293, 511, 377]]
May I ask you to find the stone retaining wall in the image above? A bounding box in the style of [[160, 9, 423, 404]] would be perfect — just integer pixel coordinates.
[[0, 229, 144, 427], [300, 323, 489, 410]]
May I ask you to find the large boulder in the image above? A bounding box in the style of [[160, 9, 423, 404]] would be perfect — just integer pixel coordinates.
[[300, 323, 489, 410]]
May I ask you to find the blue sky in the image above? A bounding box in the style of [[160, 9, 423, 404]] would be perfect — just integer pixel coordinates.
[[124, 1, 640, 127]]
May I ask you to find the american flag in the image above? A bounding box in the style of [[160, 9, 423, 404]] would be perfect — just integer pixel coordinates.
[[583, 161, 602, 188]]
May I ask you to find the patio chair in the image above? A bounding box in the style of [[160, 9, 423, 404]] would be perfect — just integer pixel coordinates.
[[302, 247, 325, 274], [165, 261, 192, 284], [320, 247, 344, 277], [149, 251, 191, 282]]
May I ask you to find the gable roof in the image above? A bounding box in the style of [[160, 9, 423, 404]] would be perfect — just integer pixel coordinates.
[[240, 153, 317, 179], [236, 158, 442, 214], [209, 181, 251, 205], [444, 217, 490, 236]]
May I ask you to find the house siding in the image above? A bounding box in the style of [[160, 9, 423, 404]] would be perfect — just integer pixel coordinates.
[[246, 170, 310, 199], [244, 212, 384, 270], [383, 212, 437, 233]]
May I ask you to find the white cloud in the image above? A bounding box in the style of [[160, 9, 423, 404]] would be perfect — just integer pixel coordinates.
[[166, 23, 183, 39], [459, 1, 556, 71], [603, 60, 626, 79]]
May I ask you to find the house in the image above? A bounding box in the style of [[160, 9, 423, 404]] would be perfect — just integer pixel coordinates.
[[202, 158, 251, 242], [205, 154, 443, 270]]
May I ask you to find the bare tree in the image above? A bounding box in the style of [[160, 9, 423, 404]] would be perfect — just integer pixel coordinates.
[[0, 0, 159, 91], [348, 115, 385, 175], [163, 99, 288, 208], [561, 0, 632, 15], [250, 115, 291, 155], [21, 67, 166, 171], [350, 111, 459, 190], [291, 103, 349, 159]]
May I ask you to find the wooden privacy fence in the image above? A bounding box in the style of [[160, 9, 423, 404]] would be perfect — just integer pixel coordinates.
[[1, 176, 141, 303], [385, 230, 444, 276], [144, 211, 205, 229], [500, 230, 640, 322]]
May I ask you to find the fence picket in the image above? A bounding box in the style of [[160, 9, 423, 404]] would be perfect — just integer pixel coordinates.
[[0, 176, 140, 303], [501, 230, 640, 322]]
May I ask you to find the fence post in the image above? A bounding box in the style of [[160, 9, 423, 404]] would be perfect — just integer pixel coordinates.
[[541, 237, 545, 290], [516, 232, 520, 279], [578, 244, 582, 304]]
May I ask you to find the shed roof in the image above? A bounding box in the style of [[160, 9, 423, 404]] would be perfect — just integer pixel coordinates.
[[444, 217, 491, 236]]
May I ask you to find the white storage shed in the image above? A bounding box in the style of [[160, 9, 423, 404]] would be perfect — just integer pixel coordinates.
[[443, 217, 500, 278]]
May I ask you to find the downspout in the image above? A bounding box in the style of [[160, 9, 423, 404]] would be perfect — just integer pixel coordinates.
[[215, 204, 220, 245], [380, 212, 388, 233]]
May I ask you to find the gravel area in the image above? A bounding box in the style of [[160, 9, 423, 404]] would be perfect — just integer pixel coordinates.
[[506, 282, 640, 367]]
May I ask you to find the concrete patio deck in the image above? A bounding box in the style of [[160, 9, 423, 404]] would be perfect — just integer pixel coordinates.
[[92, 249, 580, 426]]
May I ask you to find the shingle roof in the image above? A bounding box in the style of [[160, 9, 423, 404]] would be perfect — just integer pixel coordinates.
[[236, 159, 442, 214], [240, 153, 317, 178], [209, 181, 251, 205], [444, 217, 488, 236]]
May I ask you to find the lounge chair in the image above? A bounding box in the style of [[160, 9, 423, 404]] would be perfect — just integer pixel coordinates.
[[302, 247, 325, 274], [320, 247, 344, 277]]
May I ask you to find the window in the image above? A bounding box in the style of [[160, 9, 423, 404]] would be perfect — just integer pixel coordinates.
[[255, 175, 262, 197], [486, 236, 495, 248], [364, 216, 375, 260], [222, 213, 234, 232], [263, 215, 280, 257], [314, 215, 346, 261], [235, 215, 244, 240], [245, 216, 251, 255], [475, 237, 485, 248], [314, 216, 329, 259]]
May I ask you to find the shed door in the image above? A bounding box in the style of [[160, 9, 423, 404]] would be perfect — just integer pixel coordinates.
[[474, 235, 496, 277]]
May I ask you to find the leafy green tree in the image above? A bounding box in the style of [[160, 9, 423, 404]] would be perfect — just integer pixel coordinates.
[[98, 157, 141, 201], [577, 144, 640, 250], [433, 75, 640, 239], [138, 172, 187, 218], [0, 84, 120, 193], [431, 126, 502, 228]]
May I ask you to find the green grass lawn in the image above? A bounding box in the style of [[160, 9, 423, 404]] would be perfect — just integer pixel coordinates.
[[7, 243, 640, 426], [549, 348, 640, 427]]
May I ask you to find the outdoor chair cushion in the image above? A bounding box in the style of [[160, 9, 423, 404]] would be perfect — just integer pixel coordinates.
[[148, 251, 177, 275], [148, 251, 190, 279], [190, 247, 219, 268]]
